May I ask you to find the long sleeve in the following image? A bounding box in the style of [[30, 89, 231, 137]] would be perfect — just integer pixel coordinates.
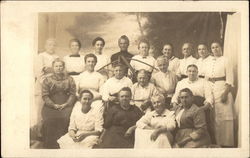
[[189, 109, 207, 140], [41, 78, 55, 108], [99, 81, 109, 102], [65, 77, 76, 106], [225, 57, 234, 87], [204, 80, 214, 105], [94, 109, 104, 132], [68, 106, 77, 131], [165, 111, 176, 131], [171, 81, 182, 104], [34, 53, 44, 79], [136, 112, 152, 129]]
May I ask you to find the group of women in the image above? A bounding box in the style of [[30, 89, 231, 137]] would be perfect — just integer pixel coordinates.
[[33, 35, 235, 149]]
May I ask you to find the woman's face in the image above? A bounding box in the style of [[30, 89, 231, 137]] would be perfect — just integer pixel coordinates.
[[137, 73, 149, 87], [182, 43, 192, 58], [198, 44, 209, 58], [139, 42, 149, 57], [119, 39, 129, 52], [114, 66, 125, 80], [45, 40, 56, 54], [152, 98, 165, 115], [179, 91, 193, 108], [118, 90, 131, 109], [85, 57, 96, 71], [211, 42, 222, 57], [80, 93, 93, 107], [94, 40, 104, 54], [162, 45, 173, 58], [53, 61, 64, 74], [157, 60, 168, 73], [70, 41, 80, 54], [187, 66, 198, 81]]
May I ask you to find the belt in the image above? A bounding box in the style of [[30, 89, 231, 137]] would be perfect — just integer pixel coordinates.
[[199, 75, 205, 78], [68, 72, 80, 75], [208, 76, 226, 83]]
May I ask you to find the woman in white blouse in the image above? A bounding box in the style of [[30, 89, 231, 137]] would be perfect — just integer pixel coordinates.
[[92, 37, 111, 79], [57, 90, 103, 149], [135, 94, 176, 148], [77, 53, 106, 100], [196, 44, 212, 78], [204, 41, 235, 147], [63, 39, 85, 85]]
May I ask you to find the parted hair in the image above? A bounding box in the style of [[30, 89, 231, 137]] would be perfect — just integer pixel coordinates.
[[84, 53, 97, 63], [92, 37, 105, 46]]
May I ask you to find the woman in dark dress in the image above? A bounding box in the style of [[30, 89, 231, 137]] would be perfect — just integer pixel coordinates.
[[98, 87, 143, 148], [41, 59, 76, 149]]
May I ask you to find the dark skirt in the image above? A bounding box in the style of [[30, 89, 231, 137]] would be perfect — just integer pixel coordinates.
[[41, 106, 73, 149], [98, 126, 134, 148]]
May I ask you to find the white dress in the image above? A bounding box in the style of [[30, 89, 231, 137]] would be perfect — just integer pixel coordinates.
[[135, 109, 176, 148], [100, 76, 133, 101], [171, 78, 213, 105], [204, 56, 234, 146], [176, 56, 197, 77], [57, 102, 104, 149], [131, 83, 159, 112], [32, 52, 59, 127], [77, 71, 106, 99], [63, 54, 85, 85]]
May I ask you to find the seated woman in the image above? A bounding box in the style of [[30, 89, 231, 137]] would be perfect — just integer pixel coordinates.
[[151, 56, 178, 107], [131, 69, 159, 113], [97, 87, 143, 148], [63, 38, 85, 85], [57, 90, 103, 149], [174, 88, 211, 148], [135, 94, 176, 148], [100, 63, 133, 105], [41, 59, 76, 149], [78, 53, 106, 100]]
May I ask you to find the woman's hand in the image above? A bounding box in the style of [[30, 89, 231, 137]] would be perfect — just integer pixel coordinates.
[[177, 136, 192, 147], [108, 96, 117, 102], [58, 103, 67, 111], [68, 130, 78, 142], [75, 133, 88, 142], [150, 130, 159, 141], [124, 127, 133, 137], [54, 104, 61, 110]]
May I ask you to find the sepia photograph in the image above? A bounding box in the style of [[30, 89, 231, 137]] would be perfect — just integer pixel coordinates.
[[1, 1, 249, 158]]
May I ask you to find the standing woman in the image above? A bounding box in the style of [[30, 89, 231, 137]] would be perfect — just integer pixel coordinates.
[[196, 44, 212, 78], [205, 41, 235, 147], [92, 37, 110, 79], [33, 38, 59, 135], [63, 39, 85, 85], [41, 59, 76, 148], [77, 53, 106, 101]]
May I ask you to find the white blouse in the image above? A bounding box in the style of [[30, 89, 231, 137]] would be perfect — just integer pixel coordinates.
[[100, 76, 133, 101], [35, 52, 59, 78], [204, 56, 234, 87], [78, 71, 106, 97], [171, 78, 213, 105], [151, 71, 178, 97], [196, 56, 212, 77], [68, 102, 103, 133], [131, 82, 159, 109], [94, 54, 110, 71], [130, 55, 156, 72], [63, 54, 85, 73], [136, 109, 176, 131], [176, 56, 197, 77]]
